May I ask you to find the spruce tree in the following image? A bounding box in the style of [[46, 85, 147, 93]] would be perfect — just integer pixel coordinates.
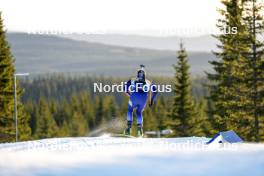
[[35, 97, 58, 139], [69, 111, 88, 137], [154, 96, 168, 131], [195, 99, 212, 136], [208, 0, 264, 141], [68, 95, 88, 136], [95, 96, 104, 127], [207, 0, 250, 135], [0, 12, 31, 142], [242, 0, 264, 141], [103, 96, 117, 121], [79, 91, 95, 130], [169, 42, 196, 137]]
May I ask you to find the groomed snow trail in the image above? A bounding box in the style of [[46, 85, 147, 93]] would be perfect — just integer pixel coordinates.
[[0, 136, 264, 176]]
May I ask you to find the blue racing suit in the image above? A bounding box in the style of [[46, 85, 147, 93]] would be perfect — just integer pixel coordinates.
[[124, 78, 158, 126]]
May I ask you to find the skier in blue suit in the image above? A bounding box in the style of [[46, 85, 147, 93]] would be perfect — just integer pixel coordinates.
[[124, 65, 158, 137]]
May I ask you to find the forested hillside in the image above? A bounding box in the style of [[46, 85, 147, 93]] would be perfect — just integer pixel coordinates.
[[20, 75, 210, 138]]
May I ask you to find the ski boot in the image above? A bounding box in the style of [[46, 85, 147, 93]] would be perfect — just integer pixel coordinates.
[[124, 121, 132, 136], [137, 124, 144, 137]]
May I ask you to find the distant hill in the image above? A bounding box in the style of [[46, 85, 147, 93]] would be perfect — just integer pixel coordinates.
[[60, 34, 218, 52], [7, 33, 215, 76]]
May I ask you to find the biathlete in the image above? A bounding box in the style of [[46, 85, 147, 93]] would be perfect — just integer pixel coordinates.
[[123, 65, 158, 137]]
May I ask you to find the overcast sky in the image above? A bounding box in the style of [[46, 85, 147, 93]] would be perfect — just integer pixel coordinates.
[[0, 0, 222, 36]]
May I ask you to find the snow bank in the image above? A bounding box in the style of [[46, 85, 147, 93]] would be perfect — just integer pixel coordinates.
[[0, 136, 264, 176]]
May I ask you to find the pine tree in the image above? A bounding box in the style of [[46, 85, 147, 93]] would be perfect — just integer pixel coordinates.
[[169, 42, 197, 137], [195, 99, 211, 136], [79, 91, 95, 130], [68, 95, 88, 136], [57, 99, 71, 137], [155, 96, 168, 131], [17, 100, 31, 140], [57, 121, 70, 137], [25, 100, 37, 135], [242, 0, 264, 141], [95, 96, 104, 127], [205, 98, 216, 134], [103, 96, 117, 121], [144, 105, 158, 132], [0, 12, 30, 142], [69, 111, 88, 137], [208, 0, 264, 141], [207, 0, 250, 135], [35, 97, 58, 139]]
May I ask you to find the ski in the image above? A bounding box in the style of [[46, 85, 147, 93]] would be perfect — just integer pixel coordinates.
[[109, 133, 136, 138]]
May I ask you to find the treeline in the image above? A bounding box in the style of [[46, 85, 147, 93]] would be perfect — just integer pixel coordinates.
[[20, 74, 208, 104], [20, 75, 209, 139]]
